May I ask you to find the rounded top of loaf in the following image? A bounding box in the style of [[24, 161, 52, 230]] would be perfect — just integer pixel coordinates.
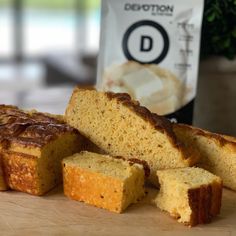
[[0, 104, 77, 148]]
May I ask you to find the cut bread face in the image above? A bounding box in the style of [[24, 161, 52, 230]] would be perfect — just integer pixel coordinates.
[[174, 124, 236, 191], [155, 167, 222, 226], [0, 105, 86, 195], [65, 87, 198, 186], [62, 151, 145, 213]]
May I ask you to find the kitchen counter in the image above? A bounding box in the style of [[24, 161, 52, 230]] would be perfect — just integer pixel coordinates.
[[0, 186, 235, 235]]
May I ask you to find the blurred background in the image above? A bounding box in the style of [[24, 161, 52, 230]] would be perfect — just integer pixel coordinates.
[[0, 0, 236, 135], [0, 0, 99, 113]]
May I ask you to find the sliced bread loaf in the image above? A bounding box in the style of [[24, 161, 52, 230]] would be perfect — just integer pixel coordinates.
[[62, 151, 146, 213], [0, 105, 86, 195], [155, 167, 222, 226], [65, 87, 198, 185], [174, 124, 236, 191]]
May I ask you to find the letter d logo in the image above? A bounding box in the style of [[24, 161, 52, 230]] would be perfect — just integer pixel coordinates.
[[140, 36, 153, 52], [122, 20, 169, 64]]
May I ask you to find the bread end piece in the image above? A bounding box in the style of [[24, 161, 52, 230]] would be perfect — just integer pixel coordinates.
[[1, 132, 84, 196], [155, 167, 222, 226], [188, 181, 222, 226], [174, 123, 236, 191]]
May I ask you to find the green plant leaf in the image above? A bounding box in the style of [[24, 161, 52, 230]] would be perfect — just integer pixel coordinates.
[[207, 12, 216, 22], [232, 28, 236, 38], [223, 38, 231, 49], [201, 0, 236, 59]]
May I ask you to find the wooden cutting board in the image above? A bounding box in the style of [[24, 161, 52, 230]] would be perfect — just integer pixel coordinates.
[[0, 187, 235, 235]]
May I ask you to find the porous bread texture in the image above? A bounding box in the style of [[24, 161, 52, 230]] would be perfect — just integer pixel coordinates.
[[155, 167, 222, 226], [173, 124, 236, 191], [63, 151, 145, 213], [0, 105, 86, 195], [2, 133, 83, 195], [65, 87, 198, 186]]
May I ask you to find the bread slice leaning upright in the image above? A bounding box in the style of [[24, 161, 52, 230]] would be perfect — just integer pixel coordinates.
[[174, 123, 236, 191], [65, 87, 198, 186]]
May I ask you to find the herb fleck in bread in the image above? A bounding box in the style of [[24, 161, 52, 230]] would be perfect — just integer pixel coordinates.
[[0, 105, 86, 195], [174, 124, 236, 191], [155, 167, 222, 226], [65, 87, 198, 185], [63, 151, 146, 213]]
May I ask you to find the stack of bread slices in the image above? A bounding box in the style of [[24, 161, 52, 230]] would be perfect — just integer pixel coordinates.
[[1, 87, 236, 227], [64, 87, 231, 226]]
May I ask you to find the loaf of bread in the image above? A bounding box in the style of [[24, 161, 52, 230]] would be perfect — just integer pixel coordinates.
[[65, 87, 198, 186], [0, 105, 86, 195], [63, 151, 147, 213], [155, 167, 222, 226], [174, 124, 236, 191]]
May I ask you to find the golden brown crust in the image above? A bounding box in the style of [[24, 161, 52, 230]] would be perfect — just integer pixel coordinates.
[[69, 87, 199, 167], [188, 181, 222, 226], [0, 105, 86, 195], [0, 154, 8, 190], [72, 87, 176, 139], [63, 165, 124, 213], [1, 151, 40, 195], [174, 123, 236, 191], [106, 92, 177, 142], [0, 105, 78, 148], [105, 92, 199, 164], [175, 123, 236, 149]]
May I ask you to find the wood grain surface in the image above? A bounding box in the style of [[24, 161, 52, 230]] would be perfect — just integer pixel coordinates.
[[0, 186, 235, 236]]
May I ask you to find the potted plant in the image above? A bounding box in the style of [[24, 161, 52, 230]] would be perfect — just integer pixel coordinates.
[[194, 0, 236, 135], [200, 0, 236, 72]]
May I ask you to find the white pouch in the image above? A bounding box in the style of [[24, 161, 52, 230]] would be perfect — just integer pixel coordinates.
[[97, 0, 204, 123]]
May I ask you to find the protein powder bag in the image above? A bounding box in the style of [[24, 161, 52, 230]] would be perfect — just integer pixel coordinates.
[[97, 0, 204, 124]]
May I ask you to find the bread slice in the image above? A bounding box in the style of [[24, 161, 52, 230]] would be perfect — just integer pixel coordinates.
[[174, 124, 236, 191], [62, 151, 146, 213], [155, 167, 222, 226], [65, 87, 198, 185], [0, 105, 86, 195]]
